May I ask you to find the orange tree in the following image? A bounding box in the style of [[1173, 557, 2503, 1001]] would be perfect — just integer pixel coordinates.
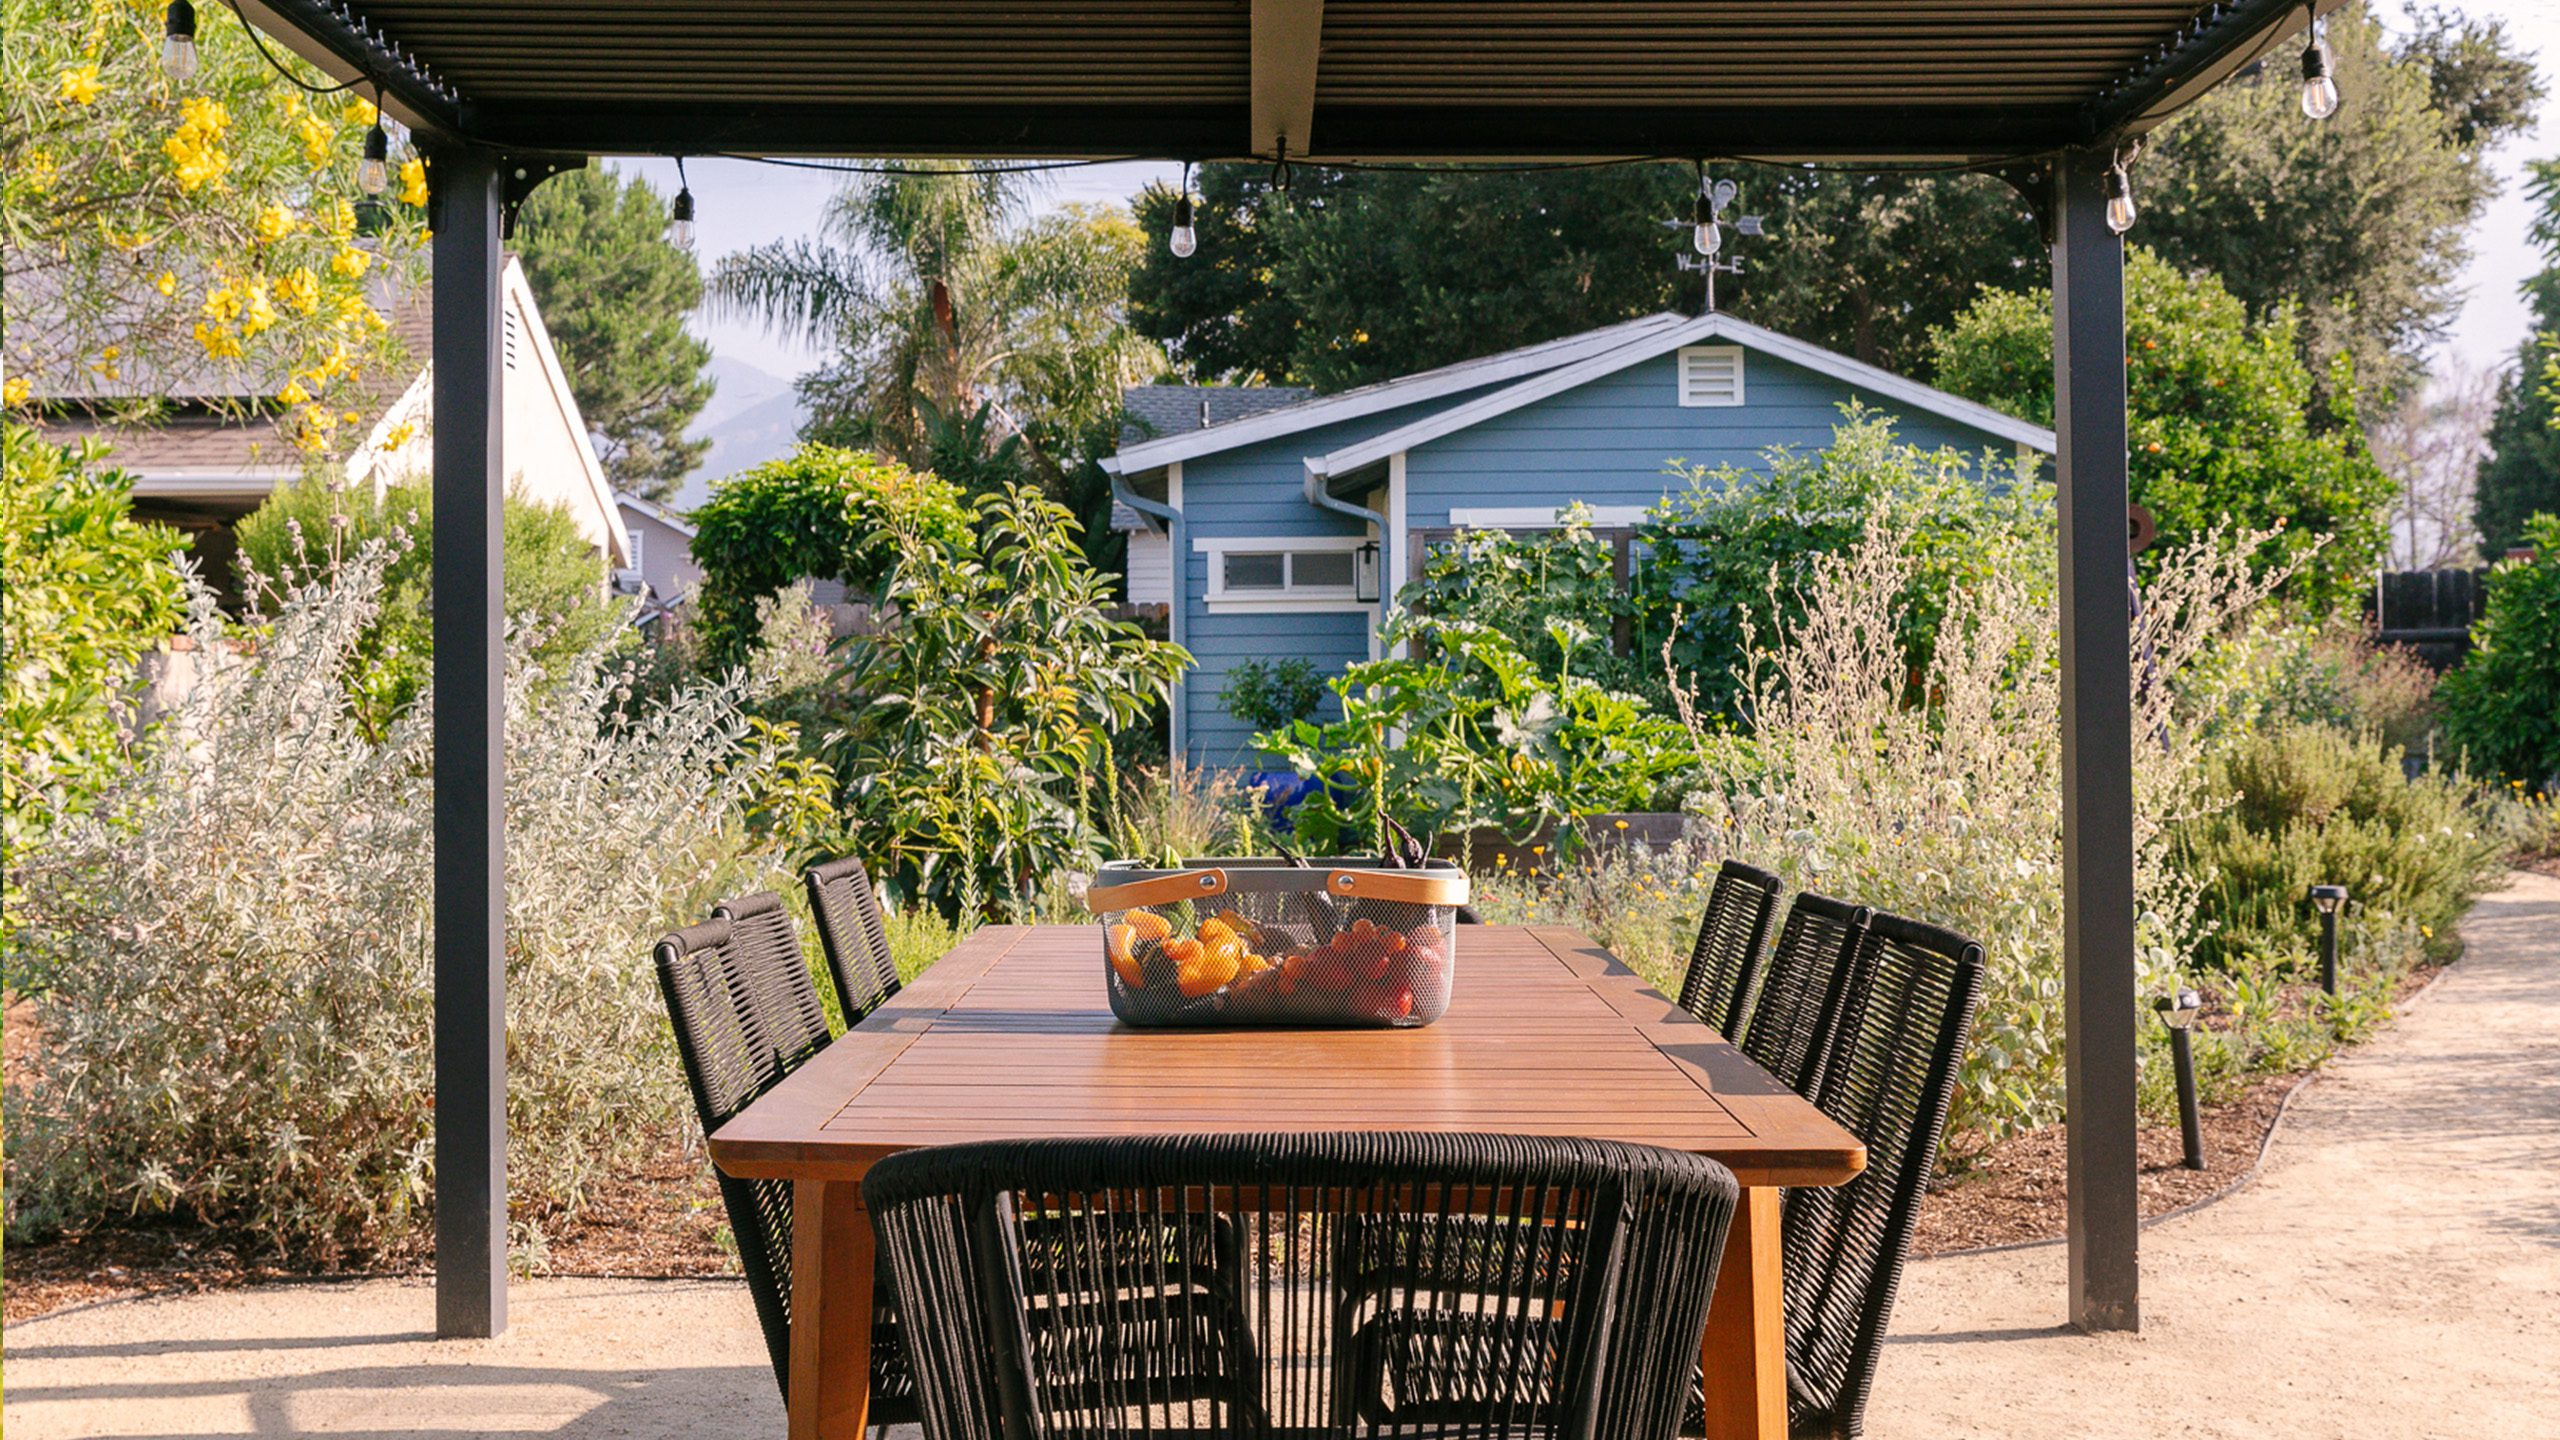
[[1, 0, 425, 453]]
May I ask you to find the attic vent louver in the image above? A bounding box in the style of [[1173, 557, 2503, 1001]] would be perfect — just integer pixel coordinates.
[[1677, 345, 1744, 407], [503, 306, 521, 373]]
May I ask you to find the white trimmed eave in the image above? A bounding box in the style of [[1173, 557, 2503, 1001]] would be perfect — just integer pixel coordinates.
[[1098, 313, 1690, 477], [1305, 312, 2056, 482]]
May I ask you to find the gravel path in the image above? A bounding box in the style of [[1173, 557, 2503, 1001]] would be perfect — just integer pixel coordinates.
[[7, 873, 2553, 1438]]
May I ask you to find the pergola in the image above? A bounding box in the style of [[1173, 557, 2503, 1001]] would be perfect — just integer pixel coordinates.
[[234, 0, 2339, 1345]]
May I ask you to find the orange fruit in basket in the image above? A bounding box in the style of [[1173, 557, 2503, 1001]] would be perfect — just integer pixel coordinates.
[[1106, 923, 1145, 987], [1197, 916, 1236, 950], [1214, 909, 1261, 940], [1177, 947, 1240, 999], [1127, 910, 1174, 941], [1163, 936, 1204, 966]]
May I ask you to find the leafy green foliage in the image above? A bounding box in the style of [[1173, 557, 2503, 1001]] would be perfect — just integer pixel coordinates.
[[1257, 611, 1697, 854], [825, 486, 1189, 919], [687, 444, 974, 667], [511, 166, 716, 500], [1930, 249, 2392, 615], [0, 424, 186, 857], [1218, 657, 1325, 733], [1404, 506, 1639, 695], [2475, 159, 2560, 559], [2174, 722, 2508, 974], [233, 472, 617, 731], [2437, 515, 2560, 786]]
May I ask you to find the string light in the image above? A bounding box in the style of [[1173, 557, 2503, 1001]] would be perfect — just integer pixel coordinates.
[[162, 1, 199, 82], [2104, 154, 2137, 234], [358, 119, 390, 195], [1169, 161, 1198, 258], [2298, 8, 2338, 121], [668, 157, 696, 249]]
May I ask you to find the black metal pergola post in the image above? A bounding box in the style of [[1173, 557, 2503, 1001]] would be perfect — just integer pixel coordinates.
[[428, 146, 509, 1340], [2052, 148, 2140, 1332]]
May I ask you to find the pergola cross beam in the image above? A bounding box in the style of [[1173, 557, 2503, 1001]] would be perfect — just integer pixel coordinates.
[[1250, 0, 1326, 160]]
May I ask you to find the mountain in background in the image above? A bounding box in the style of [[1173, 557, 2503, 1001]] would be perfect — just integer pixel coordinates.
[[677, 356, 807, 509]]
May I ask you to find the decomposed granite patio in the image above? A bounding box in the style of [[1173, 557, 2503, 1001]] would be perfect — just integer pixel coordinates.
[[6, 872, 2555, 1439]]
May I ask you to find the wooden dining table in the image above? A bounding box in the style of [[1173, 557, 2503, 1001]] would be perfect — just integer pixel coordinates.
[[709, 922, 1866, 1440]]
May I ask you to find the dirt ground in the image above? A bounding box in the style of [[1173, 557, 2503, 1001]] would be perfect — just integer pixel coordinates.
[[6, 873, 2551, 1437]]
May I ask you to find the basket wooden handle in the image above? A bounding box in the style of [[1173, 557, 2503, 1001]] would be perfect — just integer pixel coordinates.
[[1327, 869, 1471, 906], [1086, 869, 1229, 912]]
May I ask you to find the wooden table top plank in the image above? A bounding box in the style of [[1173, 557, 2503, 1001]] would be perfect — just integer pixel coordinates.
[[710, 922, 1864, 1188]]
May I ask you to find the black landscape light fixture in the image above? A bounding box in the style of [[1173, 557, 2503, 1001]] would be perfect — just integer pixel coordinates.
[[2155, 988, 2205, 1170], [2309, 884, 2347, 995]]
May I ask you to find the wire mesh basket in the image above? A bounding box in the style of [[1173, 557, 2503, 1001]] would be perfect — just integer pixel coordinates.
[[1086, 858, 1469, 1027]]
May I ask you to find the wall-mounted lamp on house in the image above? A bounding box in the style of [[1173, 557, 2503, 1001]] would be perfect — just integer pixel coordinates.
[[2309, 884, 2347, 995], [1355, 541, 1382, 602], [2155, 988, 2205, 1170]]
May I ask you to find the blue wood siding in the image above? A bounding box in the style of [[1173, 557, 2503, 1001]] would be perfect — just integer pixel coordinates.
[[1400, 348, 2026, 529]]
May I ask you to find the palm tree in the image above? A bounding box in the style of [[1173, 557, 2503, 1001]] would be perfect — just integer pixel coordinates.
[[708, 162, 1161, 483]]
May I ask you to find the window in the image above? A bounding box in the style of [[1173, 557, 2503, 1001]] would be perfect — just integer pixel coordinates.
[[1677, 345, 1744, 406], [1198, 537, 1375, 609], [625, 526, 645, 573]]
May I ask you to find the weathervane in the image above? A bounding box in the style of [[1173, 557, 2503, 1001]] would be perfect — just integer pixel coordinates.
[[1663, 174, 1763, 313]]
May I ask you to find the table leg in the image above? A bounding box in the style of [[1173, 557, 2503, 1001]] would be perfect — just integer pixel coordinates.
[[787, 1178, 876, 1440], [1698, 1186, 1786, 1440]]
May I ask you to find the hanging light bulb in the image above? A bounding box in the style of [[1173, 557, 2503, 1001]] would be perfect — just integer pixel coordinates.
[[358, 122, 391, 196], [2299, 30, 2339, 120], [1170, 193, 1197, 259], [2104, 162, 2137, 234], [1692, 190, 1721, 256], [161, 0, 198, 82], [668, 186, 696, 250]]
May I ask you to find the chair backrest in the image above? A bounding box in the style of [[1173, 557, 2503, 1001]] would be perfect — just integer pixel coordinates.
[[1739, 890, 1873, 1097], [1781, 911, 1984, 1440], [1676, 860, 1785, 1040], [804, 854, 901, 1025], [653, 915, 813, 1394], [711, 888, 833, 1062], [863, 1131, 1738, 1440]]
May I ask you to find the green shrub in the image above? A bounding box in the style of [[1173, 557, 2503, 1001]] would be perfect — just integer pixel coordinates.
[[233, 471, 617, 731], [689, 444, 973, 668], [4, 550, 820, 1260], [2175, 722, 2510, 974], [1, 424, 187, 869], [2437, 515, 2560, 787], [2191, 619, 2441, 759], [1404, 506, 1640, 698], [1218, 657, 1326, 733]]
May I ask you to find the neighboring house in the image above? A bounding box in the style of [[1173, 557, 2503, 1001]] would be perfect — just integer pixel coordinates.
[[31, 256, 628, 603], [613, 490, 702, 623], [1102, 311, 2057, 764]]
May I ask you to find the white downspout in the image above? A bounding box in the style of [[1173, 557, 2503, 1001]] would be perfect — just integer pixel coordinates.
[[1111, 462, 1187, 759]]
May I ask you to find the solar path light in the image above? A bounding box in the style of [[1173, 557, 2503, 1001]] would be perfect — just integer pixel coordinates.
[[2309, 884, 2348, 995], [2155, 988, 2205, 1171]]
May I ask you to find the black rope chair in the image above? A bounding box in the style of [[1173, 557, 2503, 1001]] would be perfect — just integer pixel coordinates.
[[1780, 911, 1984, 1440], [1737, 891, 1874, 1098], [804, 855, 902, 1025], [1676, 860, 1786, 1041], [656, 903, 918, 1426], [863, 1131, 1739, 1440]]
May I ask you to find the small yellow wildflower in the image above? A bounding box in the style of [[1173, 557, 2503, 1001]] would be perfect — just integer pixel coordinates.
[[254, 204, 298, 245], [1613, 819, 1630, 830], [342, 95, 378, 126], [276, 379, 312, 407], [194, 321, 242, 359], [201, 283, 243, 322], [396, 156, 429, 208], [239, 283, 277, 339], [329, 246, 371, 280], [297, 111, 334, 166], [335, 295, 385, 332], [275, 266, 320, 314], [292, 422, 326, 455], [3, 376, 32, 407], [23, 150, 56, 191], [320, 198, 357, 240], [304, 402, 340, 431], [155, 270, 178, 297], [166, 97, 232, 192], [379, 419, 417, 450], [1531, 845, 1545, 856], [56, 63, 103, 106]]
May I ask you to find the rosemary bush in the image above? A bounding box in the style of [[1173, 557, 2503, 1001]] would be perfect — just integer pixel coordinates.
[[5, 550, 814, 1260]]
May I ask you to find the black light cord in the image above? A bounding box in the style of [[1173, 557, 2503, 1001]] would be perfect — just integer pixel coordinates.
[[218, 0, 364, 94]]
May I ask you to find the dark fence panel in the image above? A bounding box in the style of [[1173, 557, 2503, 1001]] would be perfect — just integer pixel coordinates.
[[2369, 568, 2490, 671]]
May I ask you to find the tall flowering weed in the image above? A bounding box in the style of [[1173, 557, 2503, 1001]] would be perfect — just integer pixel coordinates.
[[5, 550, 811, 1260]]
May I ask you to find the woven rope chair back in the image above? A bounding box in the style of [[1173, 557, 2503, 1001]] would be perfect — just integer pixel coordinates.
[[806, 854, 901, 1025], [653, 916, 807, 1394], [1738, 891, 1873, 1097], [863, 1131, 1739, 1440], [1675, 860, 1785, 1040], [711, 890, 834, 1065], [1780, 911, 1983, 1440]]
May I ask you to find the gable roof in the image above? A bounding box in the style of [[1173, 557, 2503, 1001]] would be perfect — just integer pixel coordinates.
[[1306, 311, 2056, 484], [1120, 385, 1317, 445], [615, 490, 697, 537], [1099, 312, 1690, 476]]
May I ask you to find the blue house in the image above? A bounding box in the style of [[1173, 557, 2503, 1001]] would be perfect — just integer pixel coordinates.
[[1103, 312, 2056, 764]]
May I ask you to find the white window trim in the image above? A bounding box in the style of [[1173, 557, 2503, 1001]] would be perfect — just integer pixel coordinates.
[[1445, 505, 1653, 529], [1194, 535, 1373, 613], [1676, 344, 1746, 407]]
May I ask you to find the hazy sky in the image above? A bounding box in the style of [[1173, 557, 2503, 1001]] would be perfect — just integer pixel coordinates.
[[613, 0, 2557, 392]]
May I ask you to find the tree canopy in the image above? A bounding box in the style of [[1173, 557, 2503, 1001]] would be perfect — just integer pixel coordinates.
[[512, 166, 717, 502], [2475, 157, 2560, 560]]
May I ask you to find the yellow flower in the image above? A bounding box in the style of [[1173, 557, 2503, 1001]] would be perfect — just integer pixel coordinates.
[[297, 112, 335, 167], [1613, 819, 1630, 830], [379, 419, 417, 450], [194, 321, 242, 359], [165, 98, 232, 192], [275, 266, 321, 314], [255, 204, 298, 245], [291, 421, 326, 455], [201, 283, 243, 322], [342, 95, 378, 127], [276, 379, 312, 407], [22, 150, 56, 192], [335, 295, 385, 333], [239, 283, 277, 339], [304, 402, 340, 431], [329, 246, 371, 280], [155, 270, 178, 297], [396, 156, 429, 208], [56, 64, 103, 106], [3, 376, 32, 407]]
